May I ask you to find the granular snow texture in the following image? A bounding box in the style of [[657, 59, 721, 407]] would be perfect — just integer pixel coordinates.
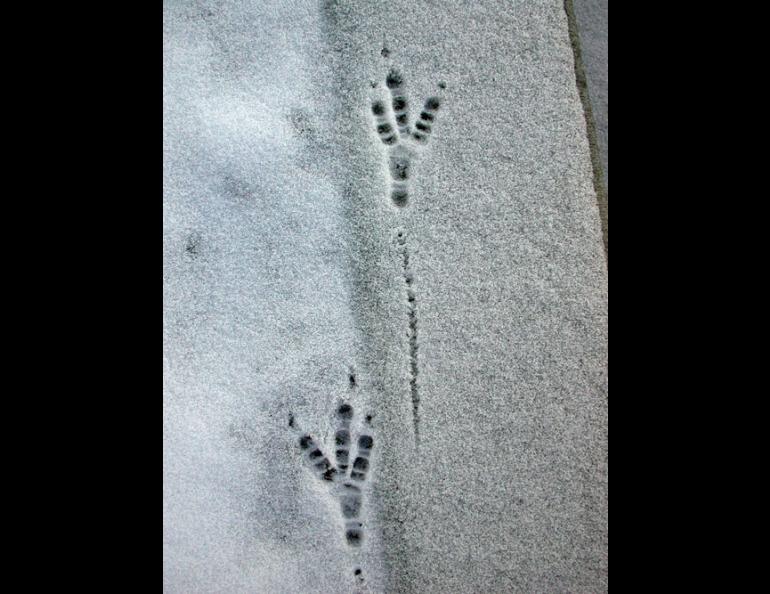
[[164, 1, 608, 592]]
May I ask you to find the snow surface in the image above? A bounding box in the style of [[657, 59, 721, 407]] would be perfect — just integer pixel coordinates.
[[164, 1, 608, 592]]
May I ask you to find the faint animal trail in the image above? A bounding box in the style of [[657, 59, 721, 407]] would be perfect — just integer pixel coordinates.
[[292, 402, 375, 549], [370, 68, 442, 208], [395, 229, 420, 445]]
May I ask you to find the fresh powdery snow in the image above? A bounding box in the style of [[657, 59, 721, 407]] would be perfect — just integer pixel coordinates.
[[164, 1, 608, 592]]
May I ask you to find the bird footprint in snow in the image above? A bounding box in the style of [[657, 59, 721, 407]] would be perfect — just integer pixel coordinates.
[[294, 403, 374, 547], [371, 69, 442, 207]]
